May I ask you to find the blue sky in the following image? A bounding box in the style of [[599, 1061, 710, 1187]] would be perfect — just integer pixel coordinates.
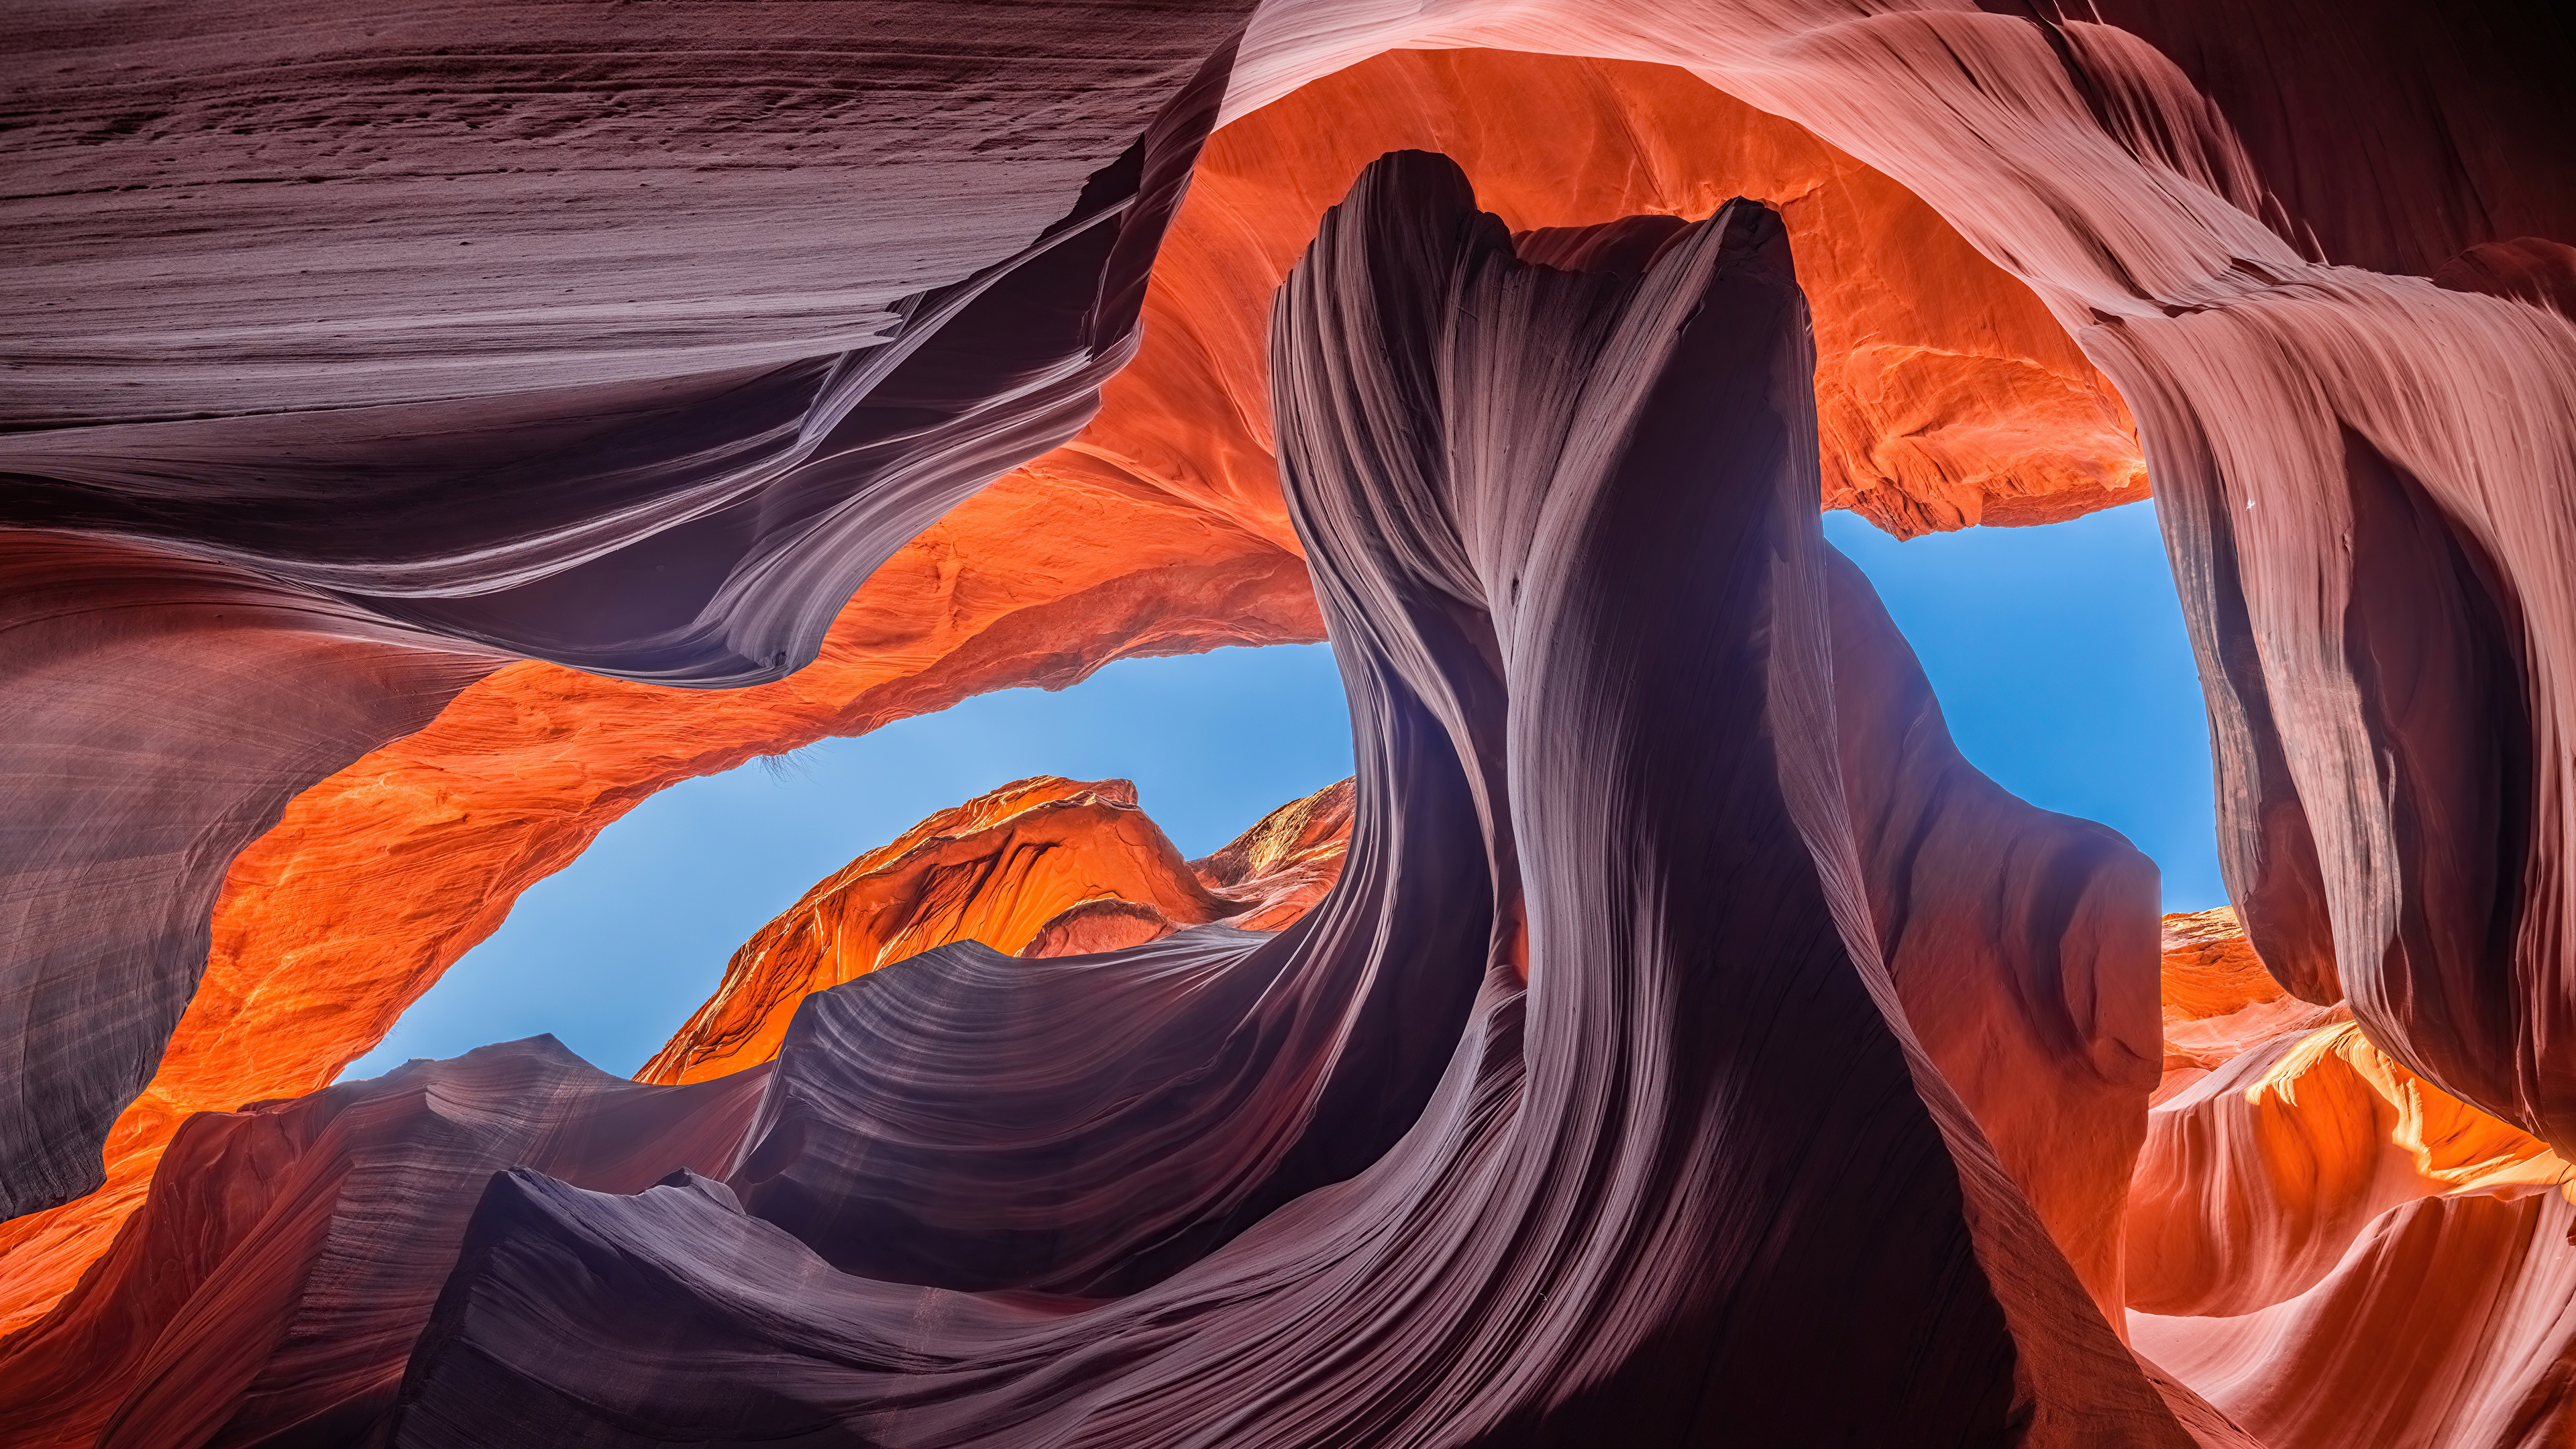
[[341, 498, 2218, 1081], [339, 643, 1360, 1080], [1823, 503, 2221, 913]]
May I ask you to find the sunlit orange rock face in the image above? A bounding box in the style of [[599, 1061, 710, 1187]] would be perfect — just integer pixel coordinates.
[[1176, 775, 1356, 931], [2152, 906, 2347, 1102], [641, 775, 1355, 1085], [2133, 908, 2576, 1444], [1112, 47, 2145, 548], [0, 539, 1322, 1336], [0, 775, 1356, 1444], [2137, 1191, 2576, 1449], [688, 592, 2161, 1331], [0, 46, 2145, 1334]]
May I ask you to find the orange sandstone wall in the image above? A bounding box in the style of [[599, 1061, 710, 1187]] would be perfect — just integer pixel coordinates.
[[641, 777, 1354, 1085], [0, 1044, 773, 1449], [0, 525, 1321, 1336], [2153, 906, 2349, 1100], [1110, 48, 2145, 545], [2131, 1017, 2568, 1319], [1180, 776, 1357, 932], [2135, 908, 2576, 1441], [2140, 908, 2566, 1320]]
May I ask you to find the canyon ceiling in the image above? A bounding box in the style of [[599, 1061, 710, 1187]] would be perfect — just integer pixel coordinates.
[[0, 0, 2571, 1444]]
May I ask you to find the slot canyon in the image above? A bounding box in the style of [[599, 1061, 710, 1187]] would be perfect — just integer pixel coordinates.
[[0, 1, 2570, 1444]]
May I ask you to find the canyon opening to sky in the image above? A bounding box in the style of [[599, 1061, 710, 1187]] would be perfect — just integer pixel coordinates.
[[342, 500, 2220, 1085], [1, 4, 2571, 1447]]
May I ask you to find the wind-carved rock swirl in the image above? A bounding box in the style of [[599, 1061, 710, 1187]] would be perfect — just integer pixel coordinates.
[[2109, 262, 2576, 1157], [0, 1041, 771, 1449], [0, 35, 2166, 1320], [1212, 0, 2576, 1172], [361, 153, 2209, 1446], [0, 5, 2562, 1442], [0, 10, 1256, 1220], [2126, 907, 2576, 1448]]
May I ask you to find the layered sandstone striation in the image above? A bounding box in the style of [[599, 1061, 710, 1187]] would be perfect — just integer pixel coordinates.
[[0, 0, 1263, 1223], [0, 770, 1360, 1439], [0, 0, 2568, 1443], [1181, 776, 1358, 930], [2153, 907, 2349, 1099], [2135, 908, 2576, 1444], [1826, 550, 2164, 1318], [2, 165, 2193, 1446], [2131, 1018, 2568, 1319], [0, 38, 2158, 1328], [1106, 46, 2147, 548], [386, 160, 2198, 1444], [0, 540, 1323, 1336], [640, 777, 1230, 1086], [641, 775, 1355, 1085], [2135, 1191, 2576, 1449], [0, 1041, 768, 1449], [1223, 0, 2576, 1171]]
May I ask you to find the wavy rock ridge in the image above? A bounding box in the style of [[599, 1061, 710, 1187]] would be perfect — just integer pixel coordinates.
[[0, 40, 2154, 1322], [0, 0, 2570, 1443], [2137, 910, 2576, 1446], [4, 156, 2194, 1448], [16, 794, 2571, 1442], [640, 775, 1355, 1085], [0, 0, 1263, 1223]]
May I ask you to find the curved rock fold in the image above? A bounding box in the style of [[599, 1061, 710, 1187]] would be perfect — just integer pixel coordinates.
[[1, 4, 2569, 1444], [376, 152, 2195, 1447]]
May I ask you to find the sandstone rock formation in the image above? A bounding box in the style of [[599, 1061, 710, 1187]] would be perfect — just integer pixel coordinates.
[[2130, 1016, 2569, 1320], [640, 775, 1355, 1085], [1112, 46, 2149, 547], [1216, 0, 2576, 1175], [0, 765, 1364, 1443], [1826, 549, 2164, 1319], [0, 542, 1323, 1336], [0, 0, 1262, 1223], [391, 156, 2209, 1445], [2133, 906, 2576, 1446], [2151, 907, 2341, 1095], [0, 1040, 767, 1449], [2135, 1191, 2576, 1449], [1179, 776, 1358, 931], [0, 36, 2153, 1328], [0, 0, 2567, 1442], [3, 159, 2192, 1446]]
